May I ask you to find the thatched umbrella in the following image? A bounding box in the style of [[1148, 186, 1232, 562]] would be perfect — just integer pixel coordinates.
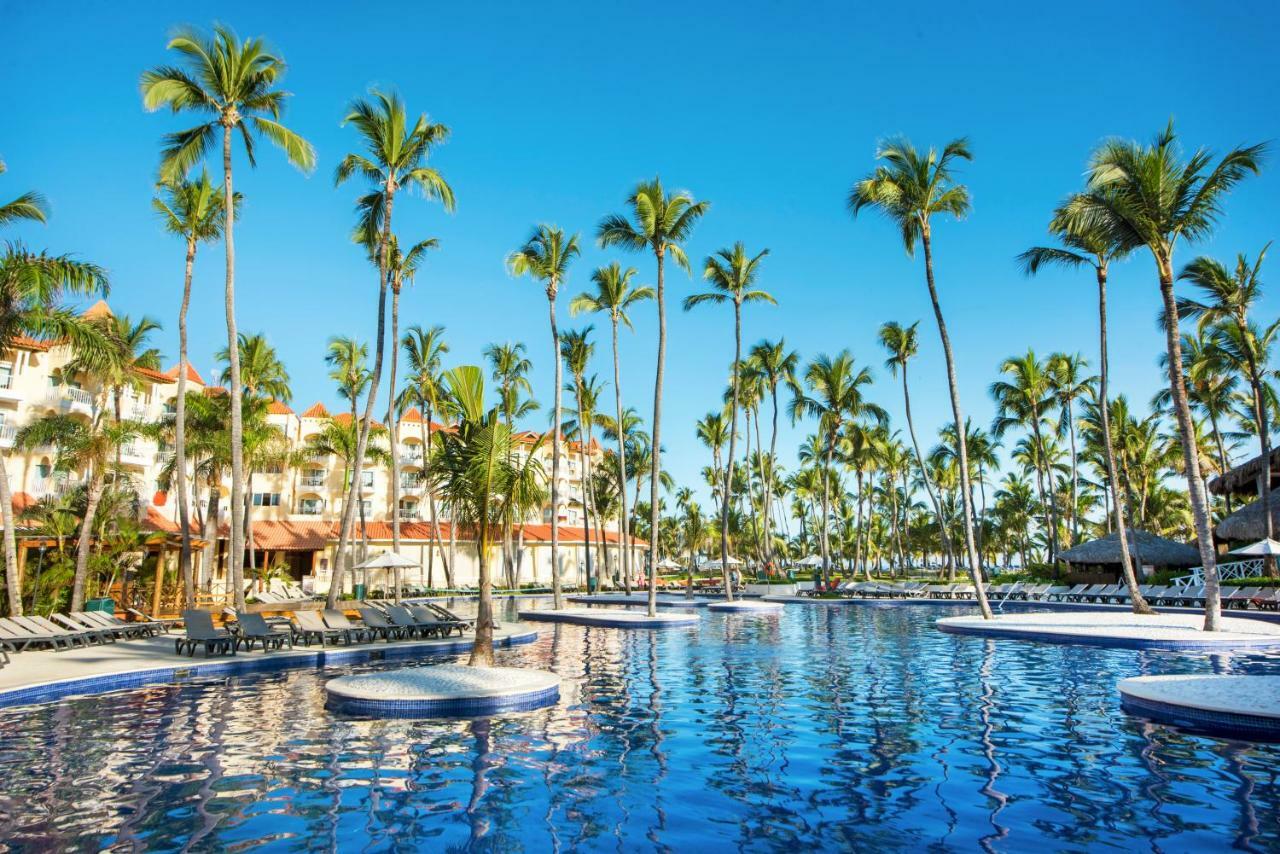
[[1058, 529, 1200, 569], [1216, 497, 1280, 542]]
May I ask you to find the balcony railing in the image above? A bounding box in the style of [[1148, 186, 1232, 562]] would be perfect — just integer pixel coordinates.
[[398, 508, 420, 520], [46, 386, 94, 410], [0, 373, 13, 390], [301, 475, 326, 488], [296, 503, 324, 516], [0, 425, 14, 448], [400, 445, 425, 462]]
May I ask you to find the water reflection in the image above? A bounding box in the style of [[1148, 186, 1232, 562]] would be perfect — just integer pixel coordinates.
[[0, 602, 1278, 850]]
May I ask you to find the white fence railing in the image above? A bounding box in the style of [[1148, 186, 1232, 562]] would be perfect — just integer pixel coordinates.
[[1174, 558, 1265, 586]]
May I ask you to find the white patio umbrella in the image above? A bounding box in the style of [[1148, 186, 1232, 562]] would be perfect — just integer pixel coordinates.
[[1229, 538, 1280, 556], [702, 556, 744, 570], [353, 551, 420, 601], [795, 554, 824, 567], [655, 557, 683, 570]]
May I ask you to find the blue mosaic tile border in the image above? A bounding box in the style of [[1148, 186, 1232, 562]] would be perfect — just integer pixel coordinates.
[[0, 630, 539, 710], [517, 611, 698, 629], [326, 683, 560, 718], [935, 621, 1280, 650], [1120, 692, 1280, 741]]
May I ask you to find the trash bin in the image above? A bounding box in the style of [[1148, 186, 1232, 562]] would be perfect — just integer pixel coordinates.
[[86, 597, 116, 613], [353, 583, 366, 600]]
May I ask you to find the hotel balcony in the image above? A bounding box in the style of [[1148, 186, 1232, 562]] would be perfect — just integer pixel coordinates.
[[300, 475, 327, 488], [398, 507, 421, 520], [0, 373, 21, 403], [44, 385, 94, 416], [400, 445, 425, 464], [0, 425, 15, 448], [119, 443, 151, 468], [32, 474, 72, 497]]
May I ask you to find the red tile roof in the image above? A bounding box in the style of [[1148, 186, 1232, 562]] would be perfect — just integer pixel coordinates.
[[7, 335, 51, 352], [135, 366, 175, 384], [165, 363, 205, 385], [267, 399, 294, 415], [301, 402, 329, 419], [199, 519, 643, 548], [142, 507, 179, 534], [334, 412, 384, 429]]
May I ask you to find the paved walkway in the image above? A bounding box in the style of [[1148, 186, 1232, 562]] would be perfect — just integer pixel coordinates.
[[518, 607, 700, 628], [566, 593, 714, 608], [0, 623, 538, 707], [936, 611, 1280, 649]]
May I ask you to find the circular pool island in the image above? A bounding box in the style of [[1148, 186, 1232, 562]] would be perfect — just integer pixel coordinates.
[[936, 611, 1280, 649], [707, 600, 784, 613], [326, 664, 560, 717], [1120, 674, 1280, 739], [517, 607, 700, 628]]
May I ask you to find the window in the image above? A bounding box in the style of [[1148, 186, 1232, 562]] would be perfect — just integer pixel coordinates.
[[252, 493, 281, 507], [298, 497, 324, 515], [302, 469, 326, 487], [360, 471, 374, 488], [260, 462, 284, 474], [0, 363, 12, 389]]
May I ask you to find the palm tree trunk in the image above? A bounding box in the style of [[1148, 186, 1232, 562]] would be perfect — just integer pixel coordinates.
[[1208, 413, 1233, 515], [175, 237, 196, 609], [1066, 401, 1080, 548], [920, 226, 991, 618], [70, 472, 105, 612], [764, 383, 781, 571], [330, 190, 395, 608], [819, 437, 834, 589], [423, 406, 449, 587], [0, 454, 22, 616], [1030, 416, 1059, 562], [574, 384, 594, 593], [389, 285, 402, 564], [1097, 267, 1152, 614], [610, 316, 632, 596], [469, 525, 495, 666], [901, 365, 954, 579], [1156, 257, 1220, 629], [646, 248, 666, 617], [221, 123, 247, 613], [1241, 338, 1277, 577], [201, 478, 218, 590], [719, 302, 743, 601], [548, 293, 564, 608]]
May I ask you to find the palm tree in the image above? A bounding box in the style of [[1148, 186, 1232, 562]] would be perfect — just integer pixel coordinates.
[[789, 351, 886, 589], [17, 413, 144, 611], [570, 262, 653, 597], [559, 328, 599, 591], [746, 340, 798, 573], [0, 160, 46, 227], [1068, 123, 1265, 629], [684, 243, 776, 600], [507, 225, 580, 608], [142, 24, 315, 613], [598, 178, 709, 616], [0, 247, 109, 615], [384, 235, 439, 556], [430, 366, 533, 665], [331, 89, 453, 607], [1046, 353, 1091, 547], [878, 321, 955, 575], [991, 350, 1060, 563], [153, 169, 232, 608], [849, 136, 991, 618], [1179, 246, 1277, 576], [1019, 199, 1152, 613], [400, 325, 451, 587], [325, 335, 371, 578], [485, 340, 536, 587]]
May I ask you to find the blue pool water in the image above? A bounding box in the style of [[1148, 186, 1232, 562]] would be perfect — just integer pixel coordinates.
[[1, 601, 1278, 851]]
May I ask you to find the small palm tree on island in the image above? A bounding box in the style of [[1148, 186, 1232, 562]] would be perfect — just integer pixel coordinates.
[[684, 243, 776, 600], [507, 225, 580, 609], [597, 178, 709, 616], [849, 137, 992, 618], [142, 24, 315, 612], [430, 366, 545, 666]]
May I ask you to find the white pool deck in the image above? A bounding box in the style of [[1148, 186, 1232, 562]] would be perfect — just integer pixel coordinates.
[[706, 600, 785, 613], [517, 607, 700, 627], [566, 593, 714, 608], [1119, 675, 1280, 722], [936, 611, 1280, 648], [326, 664, 559, 702], [0, 623, 537, 705]]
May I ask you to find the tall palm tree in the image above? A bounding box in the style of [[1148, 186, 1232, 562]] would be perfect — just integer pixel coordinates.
[[746, 340, 798, 573], [1019, 199, 1152, 613], [1179, 246, 1277, 575], [849, 136, 991, 618], [485, 340, 536, 587], [878, 320, 954, 575], [1046, 353, 1091, 547], [570, 262, 653, 596], [788, 352, 886, 589], [560, 327, 598, 591], [331, 89, 453, 607], [325, 335, 372, 572], [384, 235, 439, 556], [153, 169, 232, 608], [1068, 123, 1265, 629], [507, 225, 580, 607], [400, 325, 451, 586], [990, 350, 1060, 563], [684, 243, 776, 599], [598, 178, 709, 616], [142, 24, 316, 613]]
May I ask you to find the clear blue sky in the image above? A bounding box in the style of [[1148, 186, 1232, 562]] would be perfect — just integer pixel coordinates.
[[3, 1, 1278, 501]]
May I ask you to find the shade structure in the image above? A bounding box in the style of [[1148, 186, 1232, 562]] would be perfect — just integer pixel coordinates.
[[354, 551, 421, 600], [655, 558, 683, 570], [795, 555, 824, 567], [1229, 538, 1280, 556], [1057, 530, 1199, 568], [702, 556, 743, 570]]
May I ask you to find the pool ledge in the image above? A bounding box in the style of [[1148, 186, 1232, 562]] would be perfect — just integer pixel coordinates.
[[0, 625, 539, 709], [1120, 675, 1280, 740], [517, 608, 700, 628], [326, 664, 560, 717], [936, 612, 1280, 649], [566, 593, 714, 608], [706, 600, 784, 613]]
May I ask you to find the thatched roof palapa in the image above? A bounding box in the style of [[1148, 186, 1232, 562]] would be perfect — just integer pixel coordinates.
[[1057, 529, 1200, 567], [1215, 496, 1280, 542], [1208, 447, 1280, 496]]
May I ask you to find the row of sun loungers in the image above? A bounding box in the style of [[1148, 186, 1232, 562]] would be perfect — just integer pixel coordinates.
[[175, 602, 476, 657], [819, 580, 1280, 609], [0, 608, 177, 655]]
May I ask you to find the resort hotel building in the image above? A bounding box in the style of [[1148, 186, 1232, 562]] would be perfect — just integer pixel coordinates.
[[0, 302, 642, 604]]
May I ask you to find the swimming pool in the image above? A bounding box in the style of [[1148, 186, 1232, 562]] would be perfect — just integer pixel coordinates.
[[1, 601, 1277, 850]]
